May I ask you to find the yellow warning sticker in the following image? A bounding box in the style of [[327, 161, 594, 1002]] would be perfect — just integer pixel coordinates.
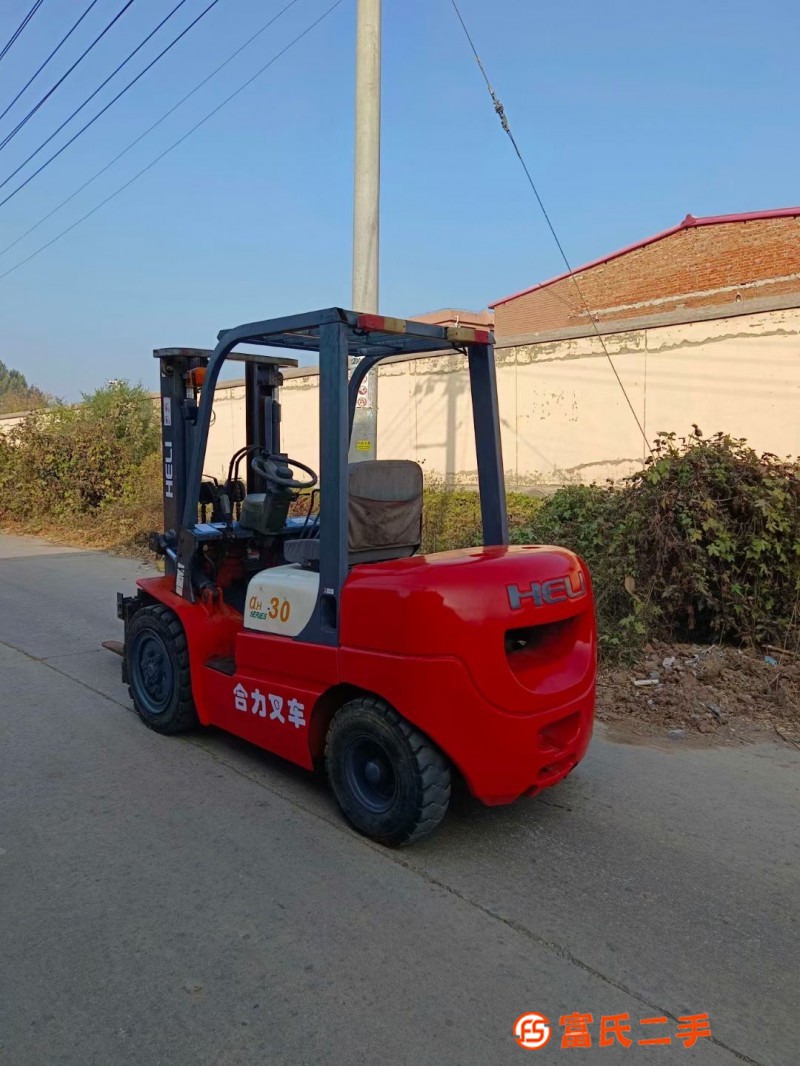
[[355, 439, 371, 452]]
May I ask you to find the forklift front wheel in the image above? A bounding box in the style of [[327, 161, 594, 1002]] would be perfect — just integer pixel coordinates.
[[126, 605, 198, 735], [325, 697, 451, 847]]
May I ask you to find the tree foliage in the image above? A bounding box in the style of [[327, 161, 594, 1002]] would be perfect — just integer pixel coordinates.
[[0, 358, 48, 413]]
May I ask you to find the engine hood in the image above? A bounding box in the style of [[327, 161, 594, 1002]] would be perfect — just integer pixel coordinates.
[[340, 545, 596, 714]]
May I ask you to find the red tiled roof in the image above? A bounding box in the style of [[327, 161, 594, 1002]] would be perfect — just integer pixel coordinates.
[[489, 207, 800, 308]]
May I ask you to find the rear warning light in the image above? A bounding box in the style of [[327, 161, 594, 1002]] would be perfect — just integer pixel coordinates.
[[356, 314, 407, 334], [445, 326, 492, 344]]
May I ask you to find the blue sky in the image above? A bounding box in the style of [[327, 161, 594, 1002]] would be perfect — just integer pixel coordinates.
[[0, 0, 797, 398]]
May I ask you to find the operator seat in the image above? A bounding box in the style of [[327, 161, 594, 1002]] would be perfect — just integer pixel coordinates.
[[283, 459, 423, 567]]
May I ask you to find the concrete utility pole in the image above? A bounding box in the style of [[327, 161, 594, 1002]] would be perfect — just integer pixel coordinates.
[[349, 0, 381, 463]]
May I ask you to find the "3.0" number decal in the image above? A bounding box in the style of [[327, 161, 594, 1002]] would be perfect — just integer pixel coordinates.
[[267, 597, 291, 622], [248, 595, 291, 623]]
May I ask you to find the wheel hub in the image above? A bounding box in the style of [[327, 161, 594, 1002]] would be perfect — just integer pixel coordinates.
[[344, 736, 399, 814], [141, 646, 166, 697], [132, 632, 173, 715], [364, 759, 382, 786]]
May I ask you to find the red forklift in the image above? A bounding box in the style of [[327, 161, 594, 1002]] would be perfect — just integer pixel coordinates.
[[117, 308, 596, 845]]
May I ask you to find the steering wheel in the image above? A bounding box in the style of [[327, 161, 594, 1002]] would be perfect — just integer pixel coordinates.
[[251, 451, 318, 491]]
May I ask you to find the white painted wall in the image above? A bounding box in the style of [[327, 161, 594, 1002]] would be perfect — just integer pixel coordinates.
[[201, 306, 800, 487], [498, 305, 800, 483], [0, 412, 30, 436], [6, 307, 796, 488]]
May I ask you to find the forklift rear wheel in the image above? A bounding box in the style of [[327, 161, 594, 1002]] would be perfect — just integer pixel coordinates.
[[325, 697, 451, 846], [127, 605, 198, 735]]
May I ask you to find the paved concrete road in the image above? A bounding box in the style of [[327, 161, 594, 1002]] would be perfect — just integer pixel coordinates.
[[0, 534, 797, 1066]]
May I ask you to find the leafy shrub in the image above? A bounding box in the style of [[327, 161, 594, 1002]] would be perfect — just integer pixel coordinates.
[[0, 381, 159, 526], [519, 430, 800, 656], [422, 479, 542, 553], [512, 482, 643, 654], [89, 450, 163, 552], [623, 430, 800, 647]]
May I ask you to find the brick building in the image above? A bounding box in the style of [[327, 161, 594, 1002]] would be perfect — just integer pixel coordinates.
[[10, 210, 795, 489], [491, 208, 800, 339], [169, 210, 800, 488], [409, 308, 494, 330]]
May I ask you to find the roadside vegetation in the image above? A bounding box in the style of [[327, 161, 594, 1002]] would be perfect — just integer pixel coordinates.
[[520, 429, 800, 659], [422, 481, 541, 554], [2, 390, 798, 667], [0, 382, 162, 554], [0, 358, 50, 413]]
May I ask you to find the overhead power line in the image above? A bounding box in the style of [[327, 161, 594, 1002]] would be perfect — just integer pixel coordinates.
[[0, 0, 347, 283], [0, 0, 225, 208], [0, 0, 193, 193], [448, 0, 651, 453], [0, 0, 304, 260], [0, 0, 46, 66], [0, 0, 103, 126], [0, 0, 138, 154]]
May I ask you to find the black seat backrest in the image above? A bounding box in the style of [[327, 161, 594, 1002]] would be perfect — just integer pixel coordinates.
[[283, 459, 423, 567]]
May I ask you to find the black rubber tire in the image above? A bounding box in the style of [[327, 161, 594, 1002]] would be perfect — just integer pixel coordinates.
[[126, 604, 198, 735], [325, 696, 451, 846]]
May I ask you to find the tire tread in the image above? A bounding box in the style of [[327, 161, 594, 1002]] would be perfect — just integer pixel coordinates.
[[325, 695, 451, 846], [126, 604, 198, 735]]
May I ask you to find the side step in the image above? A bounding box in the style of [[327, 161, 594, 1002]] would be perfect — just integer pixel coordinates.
[[206, 656, 236, 676]]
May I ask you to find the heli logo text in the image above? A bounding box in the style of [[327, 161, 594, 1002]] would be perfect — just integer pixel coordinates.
[[507, 571, 586, 610]]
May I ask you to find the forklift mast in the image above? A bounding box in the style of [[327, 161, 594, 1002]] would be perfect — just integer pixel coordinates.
[[153, 347, 295, 575]]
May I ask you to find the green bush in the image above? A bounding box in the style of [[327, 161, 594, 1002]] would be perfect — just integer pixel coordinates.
[[422, 481, 542, 553], [518, 430, 800, 656], [0, 381, 159, 525], [513, 482, 642, 654]]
